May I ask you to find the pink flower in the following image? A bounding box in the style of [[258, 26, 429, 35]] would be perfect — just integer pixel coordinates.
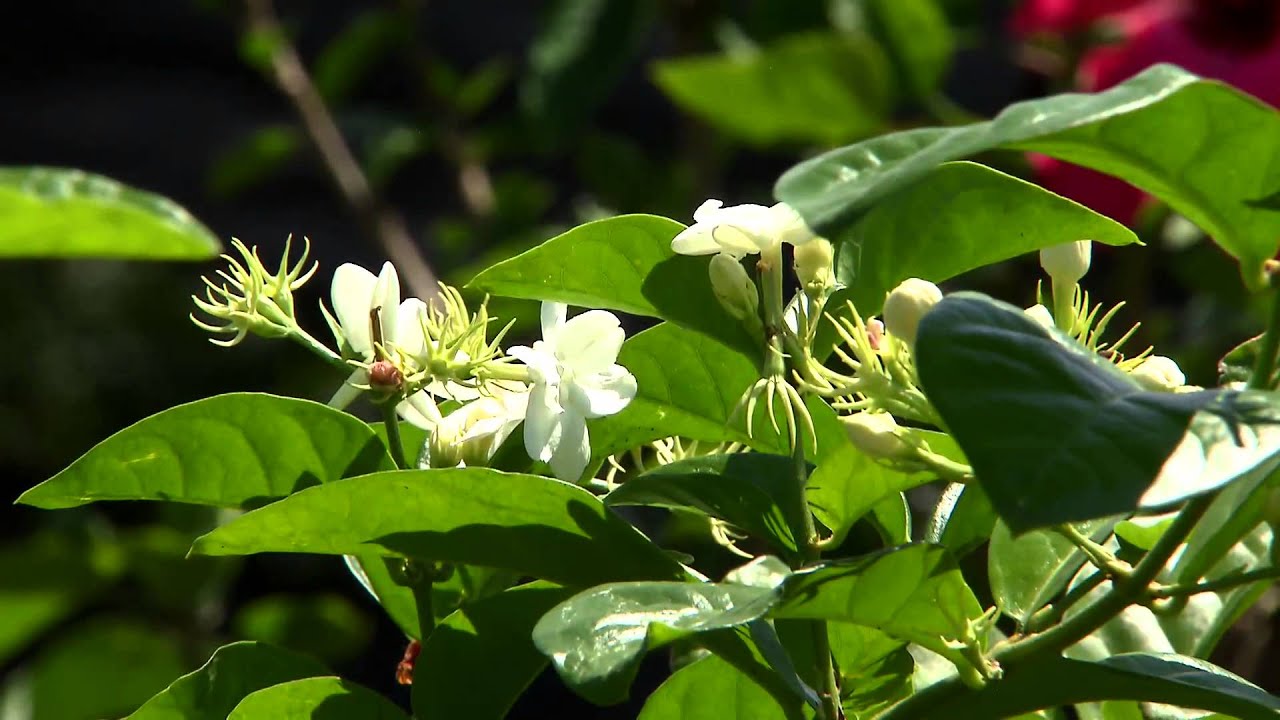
[[1010, 0, 1147, 37]]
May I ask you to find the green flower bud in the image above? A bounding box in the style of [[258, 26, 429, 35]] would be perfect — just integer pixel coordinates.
[[882, 278, 942, 347], [793, 237, 835, 293], [1130, 355, 1185, 392], [1039, 240, 1092, 286], [708, 253, 760, 322], [841, 412, 911, 461]]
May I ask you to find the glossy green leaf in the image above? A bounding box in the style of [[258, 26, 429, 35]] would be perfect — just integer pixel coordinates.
[[532, 544, 980, 703], [867, 492, 913, 545], [1175, 465, 1280, 583], [191, 469, 683, 586], [227, 677, 408, 719], [18, 393, 393, 510], [30, 617, 186, 720], [0, 530, 124, 665], [638, 655, 801, 720], [125, 642, 328, 720], [807, 443, 935, 547], [413, 581, 574, 719], [776, 65, 1280, 287], [652, 32, 891, 146], [0, 166, 221, 260], [929, 653, 1280, 719], [916, 293, 1280, 531], [232, 595, 371, 665], [926, 483, 997, 557], [827, 625, 914, 716], [469, 214, 756, 357], [607, 453, 809, 556], [863, 0, 953, 100], [989, 518, 1113, 626]]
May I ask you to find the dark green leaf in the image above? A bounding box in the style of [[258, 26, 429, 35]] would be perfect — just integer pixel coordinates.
[[925, 483, 996, 557], [988, 518, 1113, 626], [232, 594, 371, 665], [607, 453, 809, 556], [125, 642, 328, 720], [863, 0, 953, 99], [0, 166, 221, 260], [652, 32, 891, 146], [207, 125, 302, 198], [227, 677, 408, 719], [413, 582, 574, 719], [776, 65, 1280, 287], [18, 393, 393, 510], [916, 293, 1280, 531], [807, 444, 933, 547], [313, 10, 404, 105], [1218, 334, 1264, 386], [637, 655, 801, 720], [191, 469, 684, 586], [31, 618, 186, 720], [935, 653, 1280, 719], [827, 625, 914, 716], [468, 214, 756, 358]]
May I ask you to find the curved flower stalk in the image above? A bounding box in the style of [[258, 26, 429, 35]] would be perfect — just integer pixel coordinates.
[[508, 302, 638, 482]]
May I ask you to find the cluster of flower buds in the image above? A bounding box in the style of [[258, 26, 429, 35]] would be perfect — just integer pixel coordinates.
[[191, 236, 320, 349]]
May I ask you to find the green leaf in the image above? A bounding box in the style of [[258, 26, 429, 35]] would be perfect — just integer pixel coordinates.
[[1175, 466, 1280, 583], [925, 483, 996, 557], [207, 125, 302, 198], [988, 519, 1113, 626], [231, 595, 371, 665], [522, 0, 657, 144], [370, 420, 429, 470], [863, 0, 953, 100], [807, 443, 933, 547], [125, 642, 328, 720], [30, 617, 186, 720], [868, 492, 913, 545], [652, 32, 891, 146], [916, 293, 1280, 532], [18, 393, 393, 510], [775, 65, 1280, 287], [532, 544, 980, 703], [0, 166, 221, 260], [468, 214, 757, 358], [313, 9, 404, 105], [227, 677, 408, 719], [413, 581, 574, 719], [1218, 334, 1266, 386], [637, 655, 802, 720], [0, 531, 124, 665], [938, 653, 1280, 719], [827, 625, 914, 716], [606, 453, 809, 556], [191, 469, 684, 586]]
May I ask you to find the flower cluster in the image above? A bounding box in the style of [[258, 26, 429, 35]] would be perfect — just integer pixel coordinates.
[[193, 243, 637, 483]]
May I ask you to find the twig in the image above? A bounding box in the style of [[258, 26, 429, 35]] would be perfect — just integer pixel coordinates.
[[1149, 567, 1280, 600], [242, 0, 439, 299]]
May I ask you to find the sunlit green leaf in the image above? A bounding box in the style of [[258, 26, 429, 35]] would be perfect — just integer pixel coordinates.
[[18, 393, 393, 510], [637, 655, 801, 720], [227, 677, 408, 719], [807, 443, 934, 547], [0, 166, 221, 260], [989, 518, 1113, 626]]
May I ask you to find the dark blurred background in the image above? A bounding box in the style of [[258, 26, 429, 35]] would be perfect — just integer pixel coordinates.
[[2, 0, 1278, 717]]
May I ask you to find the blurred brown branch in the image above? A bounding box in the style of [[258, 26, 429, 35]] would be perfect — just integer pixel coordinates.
[[243, 0, 439, 299]]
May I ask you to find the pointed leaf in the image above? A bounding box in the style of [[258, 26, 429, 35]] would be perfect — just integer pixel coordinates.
[[916, 293, 1280, 531], [776, 65, 1280, 286], [606, 453, 809, 556], [638, 655, 802, 720], [125, 642, 328, 720], [989, 518, 1114, 626], [18, 393, 393, 510], [191, 469, 684, 586], [227, 677, 408, 719], [0, 166, 221, 259]]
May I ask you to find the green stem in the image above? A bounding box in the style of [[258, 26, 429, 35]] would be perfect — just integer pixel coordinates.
[[880, 494, 1213, 720], [793, 441, 843, 719], [1054, 524, 1131, 580], [762, 244, 786, 332], [385, 557, 436, 640], [382, 402, 409, 470], [1051, 280, 1077, 335], [1250, 281, 1280, 390], [1149, 566, 1280, 599], [290, 325, 348, 369]]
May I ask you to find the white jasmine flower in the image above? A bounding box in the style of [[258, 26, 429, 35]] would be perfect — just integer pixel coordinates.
[[671, 200, 815, 258], [508, 302, 638, 482], [1024, 304, 1055, 329], [882, 278, 943, 347], [423, 384, 530, 468], [1040, 240, 1092, 286], [1130, 355, 1186, 392]]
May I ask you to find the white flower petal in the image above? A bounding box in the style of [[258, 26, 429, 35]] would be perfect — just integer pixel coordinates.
[[509, 345, 560, 384], [671, 225, 726, 256], [770, 202, 816, 246], [394, 298, 428, 356], [692, 198, 725, 223], [331, 263, 378, 358], [541, 302, 568, 344], [555, 310, 624, 375], [548, 410, 591, 482], [574, 365, 637, 418], [328, 368, 367, 409], [398, 390, 443, 431], [523, 381, 561, 463], [372, 262, 401, 351]]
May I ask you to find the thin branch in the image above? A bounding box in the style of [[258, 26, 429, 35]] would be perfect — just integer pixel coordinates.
[[242, 0, 439, 299], [1150, 567, 1280, 600]]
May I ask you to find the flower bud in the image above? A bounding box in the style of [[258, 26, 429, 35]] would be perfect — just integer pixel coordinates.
[[423, 393, 523, 469], [708, 253, 760, 322], [793, 237, 835, 292], [841, 412, 911, 461], [1130, 355, 1185, 392], [882, 278, 942, 347], [866, 318, 884, 352], [1039, 240, 1092, 286], [369, 360, 404, 391], [1024, 304, 1055, 329]]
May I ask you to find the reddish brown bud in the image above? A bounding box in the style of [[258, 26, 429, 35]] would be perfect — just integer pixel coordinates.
[[866, 318, 884, 352], [369, 360, 403, 390], [395, 639, 421, 685]]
